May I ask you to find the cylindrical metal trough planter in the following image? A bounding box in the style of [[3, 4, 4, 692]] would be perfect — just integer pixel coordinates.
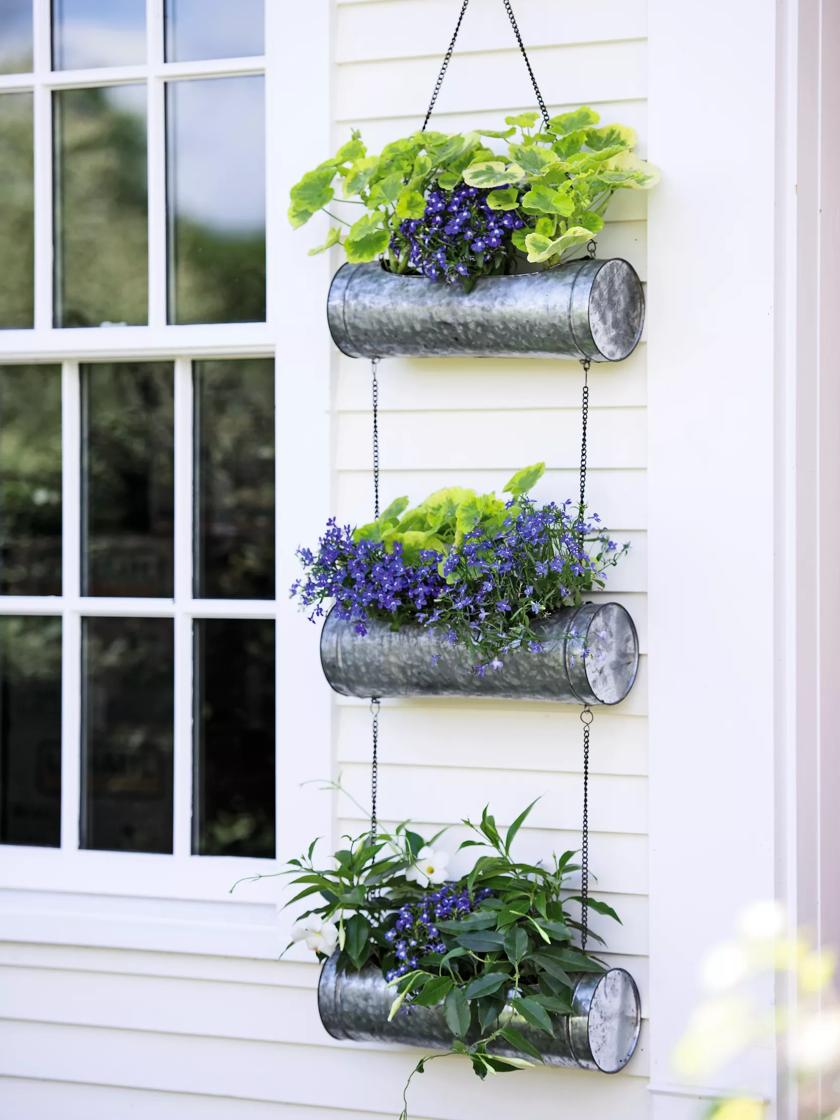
[[318, 953, 642, 1074], [326, 258, 645, 362], [320, 602, 639, 705]]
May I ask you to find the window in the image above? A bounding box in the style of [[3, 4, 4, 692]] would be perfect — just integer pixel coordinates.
[[0, 0, 326, 910]]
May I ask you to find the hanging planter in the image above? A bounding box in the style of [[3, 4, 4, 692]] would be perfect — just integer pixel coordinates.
[[326, 257, 644, 361], [292, 462, 638, 704], [319, 952, 642, 1074], [320, 601, 638, 705]]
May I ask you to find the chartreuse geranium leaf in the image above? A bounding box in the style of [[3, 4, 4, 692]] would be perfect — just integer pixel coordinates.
[[395, 188, 426, 219], [334, 135, 366, 164], [463, 161, 523, 188], [521, 183, 574, 217], [367, 172, 404, 208], [342, 156, 379, 195], [344, 213, 389, 262], [508, 143, 559, 177], [307, 227, 342, 256], [437, 170, 460, 190], [444, 986, 471, 1037], [288, 167, 335, 228], [503, 463, 545, 498], [511, 996, 554, 1035], [524, 226, 592, 264], [552, 128, 589, 159], [549, 107, 600, 135], [578, 211, 605, 234], [505, 110, 541, 129], [478, 126, 516, 139], [486, 186, 519, 211], [586, 124, 636, 151]]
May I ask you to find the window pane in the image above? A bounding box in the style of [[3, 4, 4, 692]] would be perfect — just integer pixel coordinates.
[[0, 365, 62, 595], [0, 0, 32, 74], [195, 359, 274, 599], [52, 0, 145, 70], [82, 617, 173, 853], [54, 85, 147, 327], [81, 362, 173, 597], [166, 76, 265, 324], [0, 616, 62, 847], [0, 93, 34, 328], [194, 619, 274, 857], [165, 0, 263, 62]]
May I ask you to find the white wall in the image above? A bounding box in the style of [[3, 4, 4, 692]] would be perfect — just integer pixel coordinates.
[[0, 0, 809, 1117]]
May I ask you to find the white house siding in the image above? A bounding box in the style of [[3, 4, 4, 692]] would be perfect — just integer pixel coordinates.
[[1, 0, 805, 1117]]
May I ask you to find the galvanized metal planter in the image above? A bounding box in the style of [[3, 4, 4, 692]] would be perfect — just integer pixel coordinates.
[[327, 258, 645, 362], [320, 602, 639, 705], [318, 953, 642, 1073]]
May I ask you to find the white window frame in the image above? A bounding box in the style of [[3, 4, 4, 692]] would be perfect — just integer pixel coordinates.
[[0, 0, 334, 954]]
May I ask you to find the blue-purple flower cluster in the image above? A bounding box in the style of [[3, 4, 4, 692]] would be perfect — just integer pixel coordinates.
[[384, 885, 493, 980], [291, 498, 625, 668], [390, 183, 525, 285]]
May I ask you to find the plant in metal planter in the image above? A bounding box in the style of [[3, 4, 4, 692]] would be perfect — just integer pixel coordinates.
[[288, 0, 657, 360], [291, 462, 639, 704], [275, 800, 641, 1118]]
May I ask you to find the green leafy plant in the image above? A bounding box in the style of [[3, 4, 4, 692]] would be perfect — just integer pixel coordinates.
[[249, 797, 619, 1117], [289, 107, 657, 287]]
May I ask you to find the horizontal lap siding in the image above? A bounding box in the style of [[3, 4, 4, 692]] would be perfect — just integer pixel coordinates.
[[0, 3, 650, 1118]]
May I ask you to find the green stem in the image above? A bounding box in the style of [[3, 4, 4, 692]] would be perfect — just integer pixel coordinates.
[[322, 208, 351, 228]]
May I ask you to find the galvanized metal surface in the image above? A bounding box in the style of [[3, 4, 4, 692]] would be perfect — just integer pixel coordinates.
[[318, 953, 642, 1073], [326, 259, 645, 361], [320, 602, 639, 705]]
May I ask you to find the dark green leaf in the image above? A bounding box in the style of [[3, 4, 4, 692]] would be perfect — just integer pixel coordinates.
[[499, 1026, 545, 1062], [530, 993, 574, 1015], [412, 975, 453, 1007], [510, 996, 554, 1036], [504, 925, 529, 964], [532, 952, 573, 987], [436, 911, 497, 933], [464, 972, 509, 1000], [571, 896, 622, 923], [502, 797, 540, 848], [456, 931, 506, 952], [444, 986, 471, 1038]]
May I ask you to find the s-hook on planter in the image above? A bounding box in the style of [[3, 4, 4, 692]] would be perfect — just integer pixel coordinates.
[[327, 258, 645, 362], [318, 952, 642, 1074], [320, 601, 639, 705]]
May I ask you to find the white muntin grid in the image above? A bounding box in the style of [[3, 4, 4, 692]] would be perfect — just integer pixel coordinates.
[[0, 0, 335, 912]]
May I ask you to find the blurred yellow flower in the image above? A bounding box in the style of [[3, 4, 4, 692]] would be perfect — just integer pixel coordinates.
[[709, 1098, 765, 1120]]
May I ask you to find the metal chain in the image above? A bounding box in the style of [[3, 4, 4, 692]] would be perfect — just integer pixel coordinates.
[[369, 357, 382, 839], [586, 239, 597, 259], [422, 0, 550, 131], [579, 705, 593, 949], [369, 698, 380, 842], [421, 0, 470, 131], [501, 0, 551, 129], [578, 357, 592, 950]]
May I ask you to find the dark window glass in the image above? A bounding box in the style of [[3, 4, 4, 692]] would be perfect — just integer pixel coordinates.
[[0, 0, 32, 74], [81, 616, 173, 853], [166, 76, 265, 324], [194, 618, 274, 857], [194, 359, 274, 599], [52, 0, 146, 70], [81, 362, 173, 597], [0, 616, 61, 847], [54, 85, 147, 327], [0, 365, 62, 595], [165, 0, 263, 62], [0, 93, 34, 328]]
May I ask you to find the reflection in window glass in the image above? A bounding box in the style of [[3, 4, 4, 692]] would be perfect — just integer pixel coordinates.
[[165, 0, 263, 62], [81, 362, 173, 597], [0, 366, 62, 595], [195, 359, 274, 599], [52, 0, 146, 70], [0, 616, 62, 847], [54, 85, 147, 327], [0, 94, 34, 328], [81, 617, 173, 853], [0, 0, 32, 74], [167, 76, 265, 324], [194, 619, 274, 857]]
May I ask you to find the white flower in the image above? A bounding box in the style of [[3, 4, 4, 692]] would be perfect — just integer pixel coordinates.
[[291, 914, 339, 956], [405, 846, 450, 888]]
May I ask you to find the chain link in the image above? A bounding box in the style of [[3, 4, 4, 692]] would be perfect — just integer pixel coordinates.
[[579, 705, 593, 949], [578, 358, 590, 531], [369, 357, 382, 837], [586, 238, 597, 259], [369, 697, 380, 841], [421, 0, 470, 132], [422, 0, 550, 131]]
